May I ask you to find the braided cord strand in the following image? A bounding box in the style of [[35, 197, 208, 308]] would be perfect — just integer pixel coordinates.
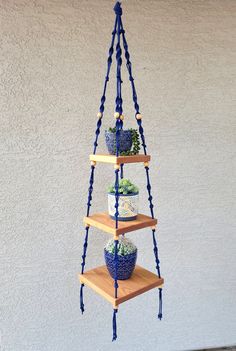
[[120, 163, 124, 178], [80, 225, 89, 314], [115, 9, 123, 116], [120, 18, 147, 154], [79, 163, 96, 314], [80, 2, 118, 315], [111, 1, 124, 342], [112, 240, 119, 341], [120, 14, 163, 319], [93, 16, 118, 154]]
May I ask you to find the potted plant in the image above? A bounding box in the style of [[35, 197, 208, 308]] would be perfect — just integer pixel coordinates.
[[104, 236, 137, 280], [105, 127, 140, 155], [107, 178, 139, 221]]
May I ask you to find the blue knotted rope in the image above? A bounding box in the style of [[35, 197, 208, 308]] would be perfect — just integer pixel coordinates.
[[114, 239, 119, 298], [120, 163, 124, 178], [79, 163, 96, 314], [114, 168, 120, 229], [93, 14, 118, 154], [80, 6, 119, 306], [80, 283, 85, 314], [119, 11, 163, 319], [115, 3, 123, 116], [81, 226, 89, 274], [120, 18, 147, 154], [152, 227, 162, 318], [80, 225, 89, 313], [112, 240, 119, 340], [86, 165, 95, 217], [111, 4, 123, 341], [80, 6, 119, 314], [112, 309, 118, 341], [152, 228, 161, 278], [145, 165, 154, 219], [158, 288, 163, 320]]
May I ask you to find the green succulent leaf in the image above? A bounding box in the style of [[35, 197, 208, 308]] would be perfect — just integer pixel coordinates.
[[107, 127, 141, 156], [108, 178, 139, 195], [105, 236, 137, 256]]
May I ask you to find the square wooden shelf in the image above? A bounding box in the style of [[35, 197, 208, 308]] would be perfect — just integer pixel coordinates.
[[84, 212, 157, 236], [90, 154, 150, 165], [79, 265, 164, 307]]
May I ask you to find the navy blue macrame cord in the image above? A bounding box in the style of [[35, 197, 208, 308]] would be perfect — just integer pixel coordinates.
[[114, 240, 119, 298], [80, 283, 85, 314], [93, 15, 118, 154], [120, 18, 147, 155], [112, 309, 118, 341], [114, 167, 120, 229], [115, 9, 123, 115], [152, 228, 163, 319], [120, 8, 163, 320], [80, 4, 119, 315], [79, 163, 96, 313], [80, 1, 163, 337], [86, 165, 95, 217], [80, 225, 89, 313], [120, 163, 124, 178], [111, 2, 125, 341], [158, 287, 163, 320]]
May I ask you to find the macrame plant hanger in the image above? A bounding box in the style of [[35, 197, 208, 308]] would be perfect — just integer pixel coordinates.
[[79, 2, 164, 341]]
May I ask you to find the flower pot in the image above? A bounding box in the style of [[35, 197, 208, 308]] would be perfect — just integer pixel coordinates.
[[104, 249, 137, 280], [108, 192, 139, 221], [105, 130, 132, 155]]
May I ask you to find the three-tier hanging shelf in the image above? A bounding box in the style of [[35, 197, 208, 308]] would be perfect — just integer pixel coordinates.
[[79, 2, 164, 341]]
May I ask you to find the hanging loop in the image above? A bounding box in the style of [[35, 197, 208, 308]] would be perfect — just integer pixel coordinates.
[[114, 2, 122, 16]]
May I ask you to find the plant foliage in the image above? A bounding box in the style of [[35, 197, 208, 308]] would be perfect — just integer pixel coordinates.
[[108, 127, 140, 156], [105, 236, 137, 256], [108, 178, 139, 194]]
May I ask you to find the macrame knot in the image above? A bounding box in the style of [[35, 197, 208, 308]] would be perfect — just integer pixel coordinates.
[[114, 2, 122, 16]]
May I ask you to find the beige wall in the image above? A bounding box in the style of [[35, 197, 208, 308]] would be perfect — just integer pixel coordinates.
[[1, 1, 236, 350]]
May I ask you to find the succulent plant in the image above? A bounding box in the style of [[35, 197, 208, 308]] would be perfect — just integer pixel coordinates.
[[108, 127, 140, 156], [105, 236, 137, 256], [108, 178, 139, 195]]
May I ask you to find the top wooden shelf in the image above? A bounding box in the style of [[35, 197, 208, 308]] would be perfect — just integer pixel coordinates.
[[90, 154, 151, 165]]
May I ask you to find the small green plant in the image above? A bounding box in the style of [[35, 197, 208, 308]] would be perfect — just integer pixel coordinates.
[[108, 178, 139, 195], [108, 127, 140, 156], [105, 236, 137, 256]]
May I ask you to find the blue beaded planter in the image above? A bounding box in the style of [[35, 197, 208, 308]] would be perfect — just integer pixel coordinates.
[[105, 130, 132, 155], [104, 249, 137, 280]]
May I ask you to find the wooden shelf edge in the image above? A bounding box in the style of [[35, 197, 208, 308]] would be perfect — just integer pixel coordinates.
[[83, 213, 157, 236], [89, 154, 151, 165], [79, 265, 164, 307], [79, 272, 115, 306], [115, 277, 164, 306]]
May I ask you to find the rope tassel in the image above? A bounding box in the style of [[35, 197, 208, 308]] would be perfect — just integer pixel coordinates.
[[80, 283, 85, 314], [112, 309, 118, 341], [158, 288, 163, 320]]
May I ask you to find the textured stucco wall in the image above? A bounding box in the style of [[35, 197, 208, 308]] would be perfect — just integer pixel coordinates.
[[1, 1, 236, 350]]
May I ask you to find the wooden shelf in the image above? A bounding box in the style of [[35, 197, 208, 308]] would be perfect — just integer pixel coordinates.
[[90, 154, 150, 165], [79, 265, 164, 307], [84, 212, 157, 237]]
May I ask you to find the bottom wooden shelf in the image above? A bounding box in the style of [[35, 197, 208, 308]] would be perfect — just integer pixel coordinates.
[[79, 265, 164, 307]]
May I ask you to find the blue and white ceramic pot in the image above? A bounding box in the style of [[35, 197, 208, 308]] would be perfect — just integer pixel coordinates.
[[104, 249, 137, 280], [108, 192, 139, 221], [105, 130, 132, 155]]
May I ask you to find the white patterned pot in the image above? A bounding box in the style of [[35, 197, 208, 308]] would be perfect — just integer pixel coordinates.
[[108, 192, 139, 221]]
